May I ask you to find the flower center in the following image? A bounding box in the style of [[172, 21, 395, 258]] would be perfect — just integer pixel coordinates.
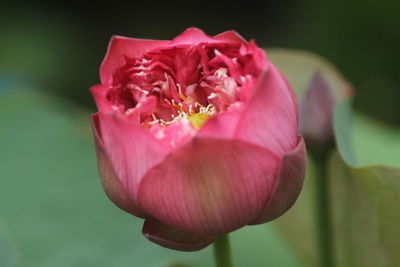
[[188, 105, 216, 129], [107, 44, 260, 147]]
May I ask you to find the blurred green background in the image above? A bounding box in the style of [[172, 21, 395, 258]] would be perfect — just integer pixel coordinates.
[[1, 1, 399, 266]]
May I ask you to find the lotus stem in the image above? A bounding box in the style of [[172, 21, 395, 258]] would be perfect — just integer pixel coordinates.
[[213, 234, 233, 267], [314, 149, 334, 267]]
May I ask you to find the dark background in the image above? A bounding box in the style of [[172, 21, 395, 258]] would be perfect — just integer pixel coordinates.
[[1, 0, 399, 124]]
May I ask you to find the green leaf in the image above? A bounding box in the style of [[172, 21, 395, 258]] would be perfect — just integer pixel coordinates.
[[268, 48, 400, 267], [0, 89, 302, 267], [0, 234, 18, 267], [352, 114, 400, 168], [333, 100, 356, 165], [329, 151, 400, 267], [331, 105, 400, 267], [267, 48, 352, 101]]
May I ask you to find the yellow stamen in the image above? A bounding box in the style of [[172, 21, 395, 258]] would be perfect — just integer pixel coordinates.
[[177, 84, 188, 101], [188, 113, 212, 129]]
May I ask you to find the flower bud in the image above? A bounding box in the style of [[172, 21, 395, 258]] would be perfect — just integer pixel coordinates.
[[299, 71, 336, 149], [90, 28, 307, 251]]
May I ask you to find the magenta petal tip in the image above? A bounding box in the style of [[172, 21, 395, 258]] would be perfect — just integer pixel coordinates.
[[250, 136, 307, 224]]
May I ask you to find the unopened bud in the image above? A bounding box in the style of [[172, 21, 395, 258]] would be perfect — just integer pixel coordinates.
[[299, 71, 336, 149]]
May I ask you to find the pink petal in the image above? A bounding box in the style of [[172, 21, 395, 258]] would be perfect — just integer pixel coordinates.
[[214, 30, 247, 43], [100, 36, 170, 84], [240, 41, 269, 76], [208, 50, 243, 82], [250, 136, 307, 224], [97, 112, 170, 202], [90, 84, 113, 113], [137, 95, 158, 118], [197, 109, 242, 139], [142, 218, 216, 251], [171, 27, 225, 45], [90, 114, 148, 218], [150, 119, 196, 149], [137, 138, 280, 235], [235, 61, 299, 156]]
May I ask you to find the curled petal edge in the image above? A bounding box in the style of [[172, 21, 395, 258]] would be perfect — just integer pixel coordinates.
[[91, 85, 113, 113], [171, 27, 232, 45], [100, 36, 170, 85], [91, 114, 148, 218], [214, 30, 247, 43], [250, 136, 307, 224]]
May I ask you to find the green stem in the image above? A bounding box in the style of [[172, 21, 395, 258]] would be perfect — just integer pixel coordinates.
[[213, 234, 233, 267], [313, 150, 334, 267]]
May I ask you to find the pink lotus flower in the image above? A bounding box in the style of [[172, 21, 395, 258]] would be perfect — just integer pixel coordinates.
[[90, 28, 306, 251]]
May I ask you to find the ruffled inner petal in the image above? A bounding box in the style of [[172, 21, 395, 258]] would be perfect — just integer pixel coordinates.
[[99, 36, 265, 148]]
